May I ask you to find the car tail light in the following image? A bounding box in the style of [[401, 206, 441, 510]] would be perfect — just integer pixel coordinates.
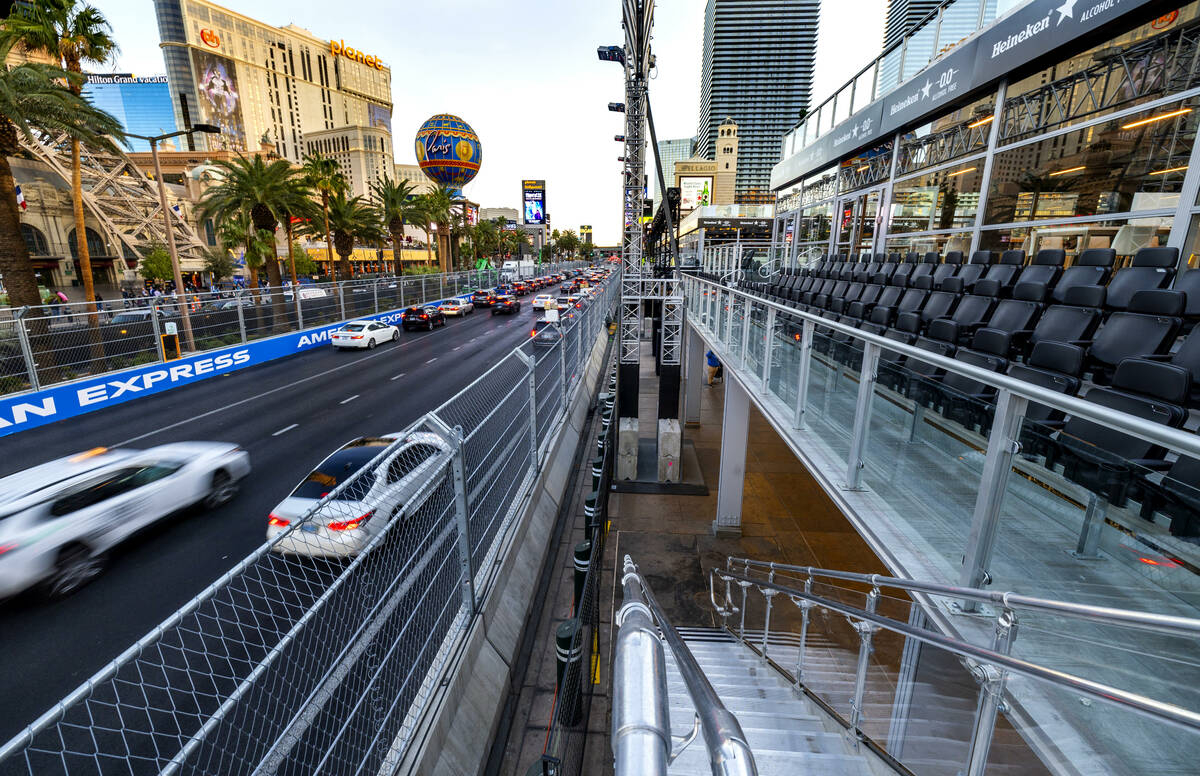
[[351, 335, 363, 340], [530, 329, 537, 337], [268, 514, 290, 527], [420, 314, 428, 319], [329, 511, 374, 531]]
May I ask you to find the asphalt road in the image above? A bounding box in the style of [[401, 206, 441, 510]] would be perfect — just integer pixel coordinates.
[[0, 297, 564, 746]]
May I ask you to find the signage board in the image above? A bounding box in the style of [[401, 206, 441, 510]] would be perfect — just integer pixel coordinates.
[[680, 176, 713, 211], [698, 218, 771, 230], [191, 49, 246, 151], [522, 179, 546, 224], [330, 40, 385, 70]]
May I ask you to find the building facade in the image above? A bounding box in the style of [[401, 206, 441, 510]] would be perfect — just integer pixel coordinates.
[[394, 163, 437, 196], [81, 74, 178, 152], [650, 136, 694, 206], [303, 125, 394, 199], [152, 0, 392, 163], [695, 0, 818, 203], [772, 0, 1200, 273]]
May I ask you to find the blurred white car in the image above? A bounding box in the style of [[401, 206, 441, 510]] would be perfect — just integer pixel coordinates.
[[267, 432, 450, 558], [0, 443, 250, 598], [330, 320, 398, 349], [532, 294, 555, 309], [439, 299, 475, 317]]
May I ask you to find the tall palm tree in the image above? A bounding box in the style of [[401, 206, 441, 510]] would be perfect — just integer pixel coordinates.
[[408, 195, 435, 267], [198, 155, 299, 327], [275, 176, 315, 286], [422, 184, 456, 274], [306, 192, 382, 279], [371, 176, 417, 275], [300, 154, 347, 276], [0, 36, 122, 318], [215, 209, 262, 290], [6, 0, 117, 329]]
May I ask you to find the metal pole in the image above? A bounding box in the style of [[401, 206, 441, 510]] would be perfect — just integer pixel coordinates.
[[151, 138, 195, 351], [12, 307, 40, 392], [400, 278, 406, 309], [793, 319, 814, 429], [963, 608, 1019, 776], [613, 558, 671, 776], [372, 279, 379, 314], [845, 341, 880, 490], [516, 349, 539, 470], [235, 290, 247, 344], [427, 417, 478, 613], [149, 298, 164, 361], [791, 577, 814, 687], [761, 307, 775, 394], [337, 281, 347, 321], [849, 586, 879, 733], [960, 389, 1027, 608], [293, 285, 304, 330]]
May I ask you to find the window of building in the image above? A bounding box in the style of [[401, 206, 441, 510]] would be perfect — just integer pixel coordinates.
[[68, 227, 107, 259], [896, 93, 995, 176], [978, 218, 1171, 263], [21, 224, 48, 255], [891, 158, 983, 234], [985, 96, 1197, 226]]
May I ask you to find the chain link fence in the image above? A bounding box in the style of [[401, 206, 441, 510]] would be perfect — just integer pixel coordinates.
[[0, 264, 588, 396], [0, 269, 618, 776]]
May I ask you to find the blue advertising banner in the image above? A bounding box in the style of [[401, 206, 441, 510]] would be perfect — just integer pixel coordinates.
[[0, 296, 470, 438]]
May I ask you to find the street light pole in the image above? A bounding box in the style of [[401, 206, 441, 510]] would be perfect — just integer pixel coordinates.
[[127, 124, 219, 354], [149, 136, 195, 352]]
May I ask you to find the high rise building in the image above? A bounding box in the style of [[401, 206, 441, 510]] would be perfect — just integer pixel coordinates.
[[303, 125, 393, 199], [82, 74, 178, 153], [152, 0, 392, 164], [695, 0, 818, 203], [882, 0, 942, 50], [649, 137, 694, 206]]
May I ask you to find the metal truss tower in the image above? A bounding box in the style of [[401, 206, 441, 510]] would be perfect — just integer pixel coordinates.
[[20, 130, 207, 267]]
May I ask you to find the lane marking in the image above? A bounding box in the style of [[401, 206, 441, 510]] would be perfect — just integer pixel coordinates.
[[272, 423, 298, 437], [340, 394, 359, 405], [390, 373, 406, 381], [426, 357, 438, 364], [453, 346, 461, 351]]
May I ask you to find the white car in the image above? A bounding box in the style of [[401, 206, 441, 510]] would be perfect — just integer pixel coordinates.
[[267, 432, 451, 558], [532, 294, 556, 309], [0, 443, 251, 599], [330, 320, 399, 349], [439, 299, 475, 317]]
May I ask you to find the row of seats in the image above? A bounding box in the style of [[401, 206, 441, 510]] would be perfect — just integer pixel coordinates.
[[725, 248, 1200, 539]]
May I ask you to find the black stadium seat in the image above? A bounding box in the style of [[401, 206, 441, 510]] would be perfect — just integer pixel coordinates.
[[1017, 249, 1066, 300], [1083, 289, 1183, 384], [974, 249, 1026, 297], [955, 251, 995, 292], [1051, 248, 1114, 304], [1103, 246, 1178, 311]]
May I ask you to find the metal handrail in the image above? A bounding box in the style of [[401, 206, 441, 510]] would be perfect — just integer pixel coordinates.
[[615, 556, 757, 776], [711, 568, 1200, 734], [726, 558, 1200, 638], [686, 274, 1200, 461]]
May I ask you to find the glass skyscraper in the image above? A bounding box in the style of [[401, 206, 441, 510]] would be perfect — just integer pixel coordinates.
[[695, 0, 819, 203], [82, 75, 178, 152]]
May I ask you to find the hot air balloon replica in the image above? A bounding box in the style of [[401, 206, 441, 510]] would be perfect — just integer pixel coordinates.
[[414, 114, 482, 197]]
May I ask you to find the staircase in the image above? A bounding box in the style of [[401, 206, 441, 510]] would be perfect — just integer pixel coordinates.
[[664, 627, 888, 776]]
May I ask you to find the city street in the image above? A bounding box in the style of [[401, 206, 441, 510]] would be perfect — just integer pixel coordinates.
[[0, 299, 559, 744]]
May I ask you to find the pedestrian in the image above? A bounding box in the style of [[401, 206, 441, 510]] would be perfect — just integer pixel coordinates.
[[705, 349, 721, 386]]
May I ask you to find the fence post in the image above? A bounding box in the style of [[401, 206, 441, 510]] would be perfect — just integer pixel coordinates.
[[293, 287, 305, 330], [337, 281, 347, 321], [845, 341, 880, 490], [427, 416, 478, 613], [793, 318, 813, 429], [761, 306, 776, 394], [12, 307, 40, 392], [559, 324, 568, 410], [400, 278, 406, 309], [372, 279, 379, 314], [439, 273, 445, 302], [849, 586, 880, 735], [234, 290, 248, 344], [515, 349, 539, 469], [963, 608, 1018, 776], [149, 299, 165, 361]]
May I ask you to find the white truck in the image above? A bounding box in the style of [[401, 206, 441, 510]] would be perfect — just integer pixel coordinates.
[[500, 259, 538, 282]]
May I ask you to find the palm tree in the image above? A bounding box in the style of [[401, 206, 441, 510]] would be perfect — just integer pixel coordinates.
[[215, 209, 262, 289], [275, 176, 315, 286], [408, 195, 435, 267], [0, 36, 122, 318], [6, 0, 117, 329], [371, 176, 417, 274], [422, 184, 456, 274], [300, 154, 347, 276], [315, 192, 382, 279], [198, 155, 300, 327]]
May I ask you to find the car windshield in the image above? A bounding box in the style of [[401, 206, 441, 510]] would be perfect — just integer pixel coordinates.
[[291, 448, 380, 500], [110, 313, 145, 323], [343, 323, 367, 331]]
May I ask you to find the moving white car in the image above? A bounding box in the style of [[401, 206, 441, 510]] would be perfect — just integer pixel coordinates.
[[330, 320, 399, 349], [439, 299, 475, 317], [532, 294, 555, 309], [0, 443, 251, 599], [267, 432, 450, 558]]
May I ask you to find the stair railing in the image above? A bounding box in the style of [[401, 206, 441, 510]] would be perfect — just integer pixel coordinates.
[[708, 563, 1200, 776], [614, 556, 757, 776]]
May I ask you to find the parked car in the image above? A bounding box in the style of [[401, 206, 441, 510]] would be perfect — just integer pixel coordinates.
[[400, 306, 446, 331], [330, 320, 399, 349], [491, 295, 521, 315], [267, 433, 450, 558], [439, 299, 475, 317], [0, 443, 250, 598]]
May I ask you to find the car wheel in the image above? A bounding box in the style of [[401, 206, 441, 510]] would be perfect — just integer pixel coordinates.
[[427, 320, 434, 331], [391, 330, 399, 342], [46, 544, 106, 598], [204, 469, 238, 509], [368, 337, 377, 349]]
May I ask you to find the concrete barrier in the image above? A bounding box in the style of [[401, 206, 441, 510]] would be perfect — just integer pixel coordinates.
[[394, 319, 611, 776]]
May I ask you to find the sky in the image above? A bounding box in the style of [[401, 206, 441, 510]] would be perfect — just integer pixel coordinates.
[[92, 0, 885, 245]]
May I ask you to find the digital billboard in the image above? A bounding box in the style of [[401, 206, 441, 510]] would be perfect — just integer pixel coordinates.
[[522, 179, 546, 224], [192, 50, 246, 152], [679, 176, 712, 211], [580, 225, 593, 244], [368, 104, 392, 134]]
